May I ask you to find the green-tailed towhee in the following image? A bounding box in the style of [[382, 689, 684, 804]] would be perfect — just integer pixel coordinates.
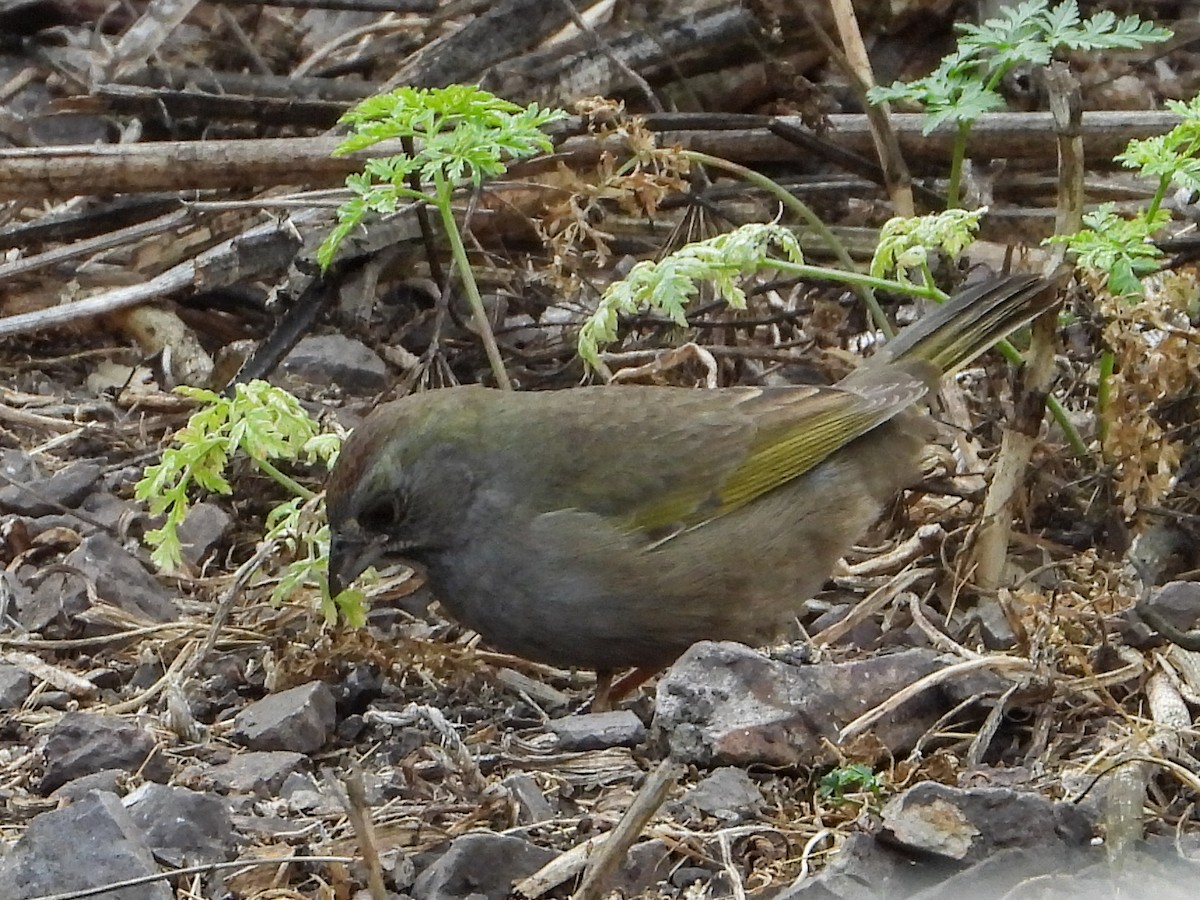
[[326, 275, 1058, 677]]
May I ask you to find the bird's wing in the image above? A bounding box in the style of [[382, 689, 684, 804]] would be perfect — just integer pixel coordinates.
[[622, 376, 926, 534]]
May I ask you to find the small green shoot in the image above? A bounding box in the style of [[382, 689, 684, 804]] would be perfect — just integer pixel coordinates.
[[577, 223, 804, 371], [1048, 204, 1169, 297], [871, 207, 987, 287], [817, 764, 885, 806], [868, 0, 1170, 206], [1050, 94, 1200, 296], [136, 380, 361, 623], [319, 86, 566, 269], [319, 86, 565, 389]]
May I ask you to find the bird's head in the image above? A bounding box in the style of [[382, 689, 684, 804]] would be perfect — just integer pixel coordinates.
[[325, 396, 479, 596]]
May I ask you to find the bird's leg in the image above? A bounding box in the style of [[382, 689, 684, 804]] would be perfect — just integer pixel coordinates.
[[607, 667, 658, 703], [588, 667, 660, 713], [591, 669, 615, 713]]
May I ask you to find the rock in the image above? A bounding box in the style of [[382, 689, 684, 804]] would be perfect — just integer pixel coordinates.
[[546, 710, 645, 751], [774, 831, 947, 900], [412, 833, 555, 900], [279, 335, 388, 393], [203, 750, 309, 794], [18, 568, 88, 633], [333, 664, 385, 714], [880, 782, 1094, 863], [672, 767, 763, 824], [605, 838, 673, 897], [40, 712, 170, 794], [654, 642, 1007, 767], [280, 771, 338, 814], [124, 783, 235, 866], [0, 453, 99, 516], [64, 533, 179, 623], [50, 769, 128, 803], [501, 773, 556, 825], [0, 790, 170, 900], [230, 681, 337, 753], [175, 501, 233, 566], [0, 664, 32, 709]]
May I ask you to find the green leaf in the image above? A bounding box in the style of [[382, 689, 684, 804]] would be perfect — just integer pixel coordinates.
[[578, 223, 803, 368], [320, 86, 566, 270]]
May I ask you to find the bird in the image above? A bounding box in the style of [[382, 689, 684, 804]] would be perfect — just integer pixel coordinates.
[[326, 274, 1058, 702]]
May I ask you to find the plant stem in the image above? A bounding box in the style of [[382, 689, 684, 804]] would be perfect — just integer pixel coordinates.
[[434, 171, 513, 390], [255, 458, 315, 500], [679, 149, 893, 337], [946, 122, 969, 209]]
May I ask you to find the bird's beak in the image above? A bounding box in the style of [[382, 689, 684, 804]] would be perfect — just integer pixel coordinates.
[[327, 532, 384, 597]]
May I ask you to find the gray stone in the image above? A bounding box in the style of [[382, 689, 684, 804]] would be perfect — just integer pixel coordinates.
[[203, 750, 309, 795], [673, 767, 763, 824], [124, 783, 235, 866], [546, 710, 645, 751], [175, 501, 233, 566], [501, 773, 556, 825], [40, 712, 170, 794], [880, 782, 1094, 863], [231, 681, 337, 753], [50, 769, 128, 803], [19, 569, 88, 633], [0, 457, 100, 515], [280, 334, 388, 393], [0, 790, 170, 900], [65, 533, 179, 623], [654, 643, 1008, 767], [0, 664, 32, 709], [413, 833, 555, 900]]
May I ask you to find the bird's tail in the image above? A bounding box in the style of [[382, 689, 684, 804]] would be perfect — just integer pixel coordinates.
[[869, 274, 1061, 378]]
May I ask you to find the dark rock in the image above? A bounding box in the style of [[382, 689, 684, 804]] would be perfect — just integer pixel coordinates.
[[83, 666, 122, 691], [654, 643, 1006, 767], [203, 750, 309, 794], [774, 831, 948, 900], [0, 790, 170, 900], [0, 454, 99, 516], [19, 568, 88, 633], [547, 710, 645, 751], [79, 491, 142, 532], [64, 533, 179, 623], [280, 771, 335, 813], [31, 690, 69, 709], [334, 664, 384, 714], [906, 845, 1096, 900], [606, 838, 673, 897], [124, 783, 236, 866], [40, 712, 170, 794], [1141, 580, 1200, 632], [175, 501, 233, 566], [880, 782, 1094, 863], [412, 833, 555, 900], [230, 680, 337, 753], [501, 773, 556, 825], [279, 335, 388, 393], [49, 769, 128, 803], [0, 664, 32, 709], [972, 599, 1017, 650], [672, 767, 763, 824]]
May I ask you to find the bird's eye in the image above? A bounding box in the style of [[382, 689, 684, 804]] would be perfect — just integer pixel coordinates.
[[358, 495, 406, 532]]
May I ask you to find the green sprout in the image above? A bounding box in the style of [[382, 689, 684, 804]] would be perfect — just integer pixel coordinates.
[[817, 764, 885, 806], [871, 207, 987, 287], [869, 0, 1170, 206], [577, 223, 804, 372], [136, 380, 363, 624], [320, 86, 567, 389], [1050, 94, 1200, 297]]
